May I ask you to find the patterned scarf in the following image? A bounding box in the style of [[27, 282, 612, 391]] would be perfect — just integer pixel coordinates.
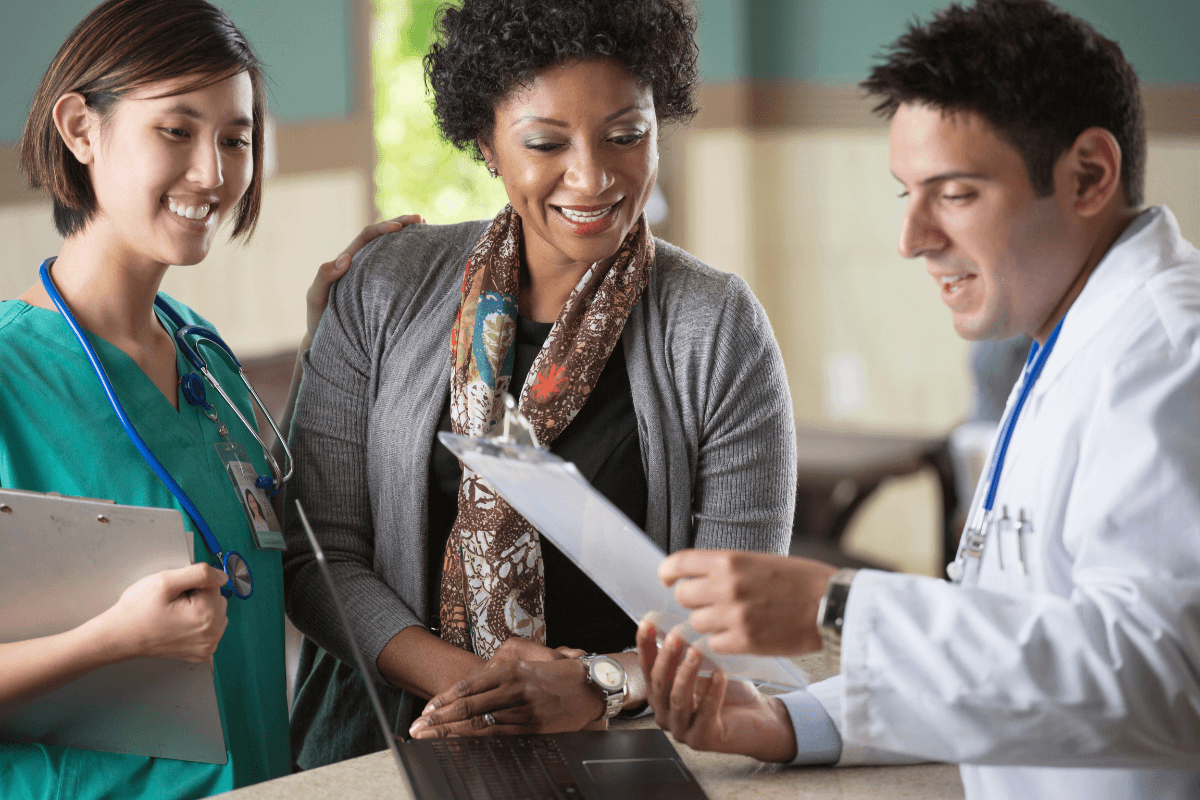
[[439, 204, 653, 658]]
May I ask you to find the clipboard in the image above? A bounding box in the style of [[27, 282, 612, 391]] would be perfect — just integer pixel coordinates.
[[0, 488, 227, 764], [438, 397, 808, 692]]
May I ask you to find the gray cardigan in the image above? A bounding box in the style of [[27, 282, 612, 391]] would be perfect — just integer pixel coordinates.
[[282, 219, 796, 691]]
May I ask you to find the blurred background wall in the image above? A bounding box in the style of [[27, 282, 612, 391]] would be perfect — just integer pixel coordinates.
[[0, 0, 1196, 576]]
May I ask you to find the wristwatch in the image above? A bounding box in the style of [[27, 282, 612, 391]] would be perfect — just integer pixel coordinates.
[[579, 654, 627, 721], [816, 568, 858, 667]]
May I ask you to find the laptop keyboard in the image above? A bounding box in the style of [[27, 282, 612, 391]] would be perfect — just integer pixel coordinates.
[[430, 736, 582, 799]]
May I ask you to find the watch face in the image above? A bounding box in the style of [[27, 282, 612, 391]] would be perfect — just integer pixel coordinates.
[[591, 659, 624, 690]]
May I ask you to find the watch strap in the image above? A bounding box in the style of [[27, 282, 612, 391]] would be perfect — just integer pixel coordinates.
[[816, 568, 858, 667]]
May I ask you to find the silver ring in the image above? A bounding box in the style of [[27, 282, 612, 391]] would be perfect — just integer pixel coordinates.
[[483, 712, 496, 727]]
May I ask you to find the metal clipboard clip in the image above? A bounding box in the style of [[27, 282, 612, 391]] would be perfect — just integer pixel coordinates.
[[492, 394, 543, 448], [448, 394, 555, 464]]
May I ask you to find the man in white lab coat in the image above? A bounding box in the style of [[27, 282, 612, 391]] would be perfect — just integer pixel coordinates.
[[636, 1, 1200, 797]]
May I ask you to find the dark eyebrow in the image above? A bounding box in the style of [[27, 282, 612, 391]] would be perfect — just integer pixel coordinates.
[[510, 104, 650, 128], [165, 103, 252, 128], [512, 115, 566, 128], [917, 170, 989, 185]]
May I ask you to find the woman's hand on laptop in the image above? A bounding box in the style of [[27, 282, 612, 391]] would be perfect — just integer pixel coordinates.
[[409, 658, 606, 738], [636, 619, 798, 763]]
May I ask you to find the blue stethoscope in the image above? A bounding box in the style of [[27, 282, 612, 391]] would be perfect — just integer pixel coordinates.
[[948, 314, 1066, 584], [38, 258, 295, 599]]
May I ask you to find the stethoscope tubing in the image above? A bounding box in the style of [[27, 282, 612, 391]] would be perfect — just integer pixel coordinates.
[[982, 316, 1066, 513], [38, 258, 253, 599], [953, 314, 1067, 579], [157, 315, 293, 490]]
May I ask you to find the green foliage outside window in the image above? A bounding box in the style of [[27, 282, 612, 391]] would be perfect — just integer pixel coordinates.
[[373, 0, 509, 222]]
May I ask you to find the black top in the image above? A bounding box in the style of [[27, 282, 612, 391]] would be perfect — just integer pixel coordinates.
[[428, 315, 647, 655]]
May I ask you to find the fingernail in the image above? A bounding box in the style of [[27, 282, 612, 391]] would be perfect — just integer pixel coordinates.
[[685, 648, 700, 663], [335, 254, 349, 270]]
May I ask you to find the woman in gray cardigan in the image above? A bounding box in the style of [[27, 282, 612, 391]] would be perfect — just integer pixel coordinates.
[[282, 0, 796, 768]]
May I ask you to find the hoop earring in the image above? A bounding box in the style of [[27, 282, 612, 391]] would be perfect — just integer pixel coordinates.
[[488, 166, 499, 179]]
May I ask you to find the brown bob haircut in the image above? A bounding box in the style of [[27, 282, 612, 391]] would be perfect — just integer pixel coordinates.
[[19, 0, 266, 239]]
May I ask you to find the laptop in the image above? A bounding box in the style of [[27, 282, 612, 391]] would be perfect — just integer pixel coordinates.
[[293, 501, 710, 800]]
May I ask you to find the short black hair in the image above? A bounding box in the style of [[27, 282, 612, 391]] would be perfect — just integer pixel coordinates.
[[862, 0, 1145, 207], [425, 0, 698, 161]]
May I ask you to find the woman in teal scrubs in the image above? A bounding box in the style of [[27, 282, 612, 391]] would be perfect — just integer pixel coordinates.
[[0, 0, 414, 796]]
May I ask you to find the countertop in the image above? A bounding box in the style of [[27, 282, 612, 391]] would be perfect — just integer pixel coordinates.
[[217, 654, 965, 799]]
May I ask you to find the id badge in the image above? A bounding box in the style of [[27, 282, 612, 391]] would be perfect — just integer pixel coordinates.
[[215, 440, 285, 551]]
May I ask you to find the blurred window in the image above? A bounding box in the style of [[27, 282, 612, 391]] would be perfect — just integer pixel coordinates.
[[373, 0, 509, 222]]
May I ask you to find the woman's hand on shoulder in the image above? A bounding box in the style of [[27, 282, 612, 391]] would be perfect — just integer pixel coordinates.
[[93, 563, 230, 664], [306, 214, 425, 341], [409, 647, 604, 738]]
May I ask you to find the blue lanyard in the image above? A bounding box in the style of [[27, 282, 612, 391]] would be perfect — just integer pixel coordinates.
[[982, 315, 1067, 513], [38, 258, 252, 599]]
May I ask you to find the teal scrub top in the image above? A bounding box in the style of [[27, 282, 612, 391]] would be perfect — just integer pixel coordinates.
[[0, 294, 291, 799]]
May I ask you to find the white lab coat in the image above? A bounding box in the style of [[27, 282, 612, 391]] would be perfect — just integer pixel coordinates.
[[809, 206, 1200, 799]]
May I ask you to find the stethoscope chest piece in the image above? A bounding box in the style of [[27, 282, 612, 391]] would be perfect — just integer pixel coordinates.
[[946, 559, 964, 582], [222, 551, 253, 599]]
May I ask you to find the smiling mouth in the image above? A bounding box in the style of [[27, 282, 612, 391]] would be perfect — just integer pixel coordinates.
[[166, 198, 215, 222], [938, 273, 973, 295], [556, 202, 619, 224]]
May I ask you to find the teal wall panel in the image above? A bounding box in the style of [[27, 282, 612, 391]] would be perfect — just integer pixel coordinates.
[[1053, 0, 1200, 84], [696, 0, 751, 81], [698, 0, 1200, 84], [218, 0, 353, 121], [0, 2, 98, 145], [0, 0, 353, 145]]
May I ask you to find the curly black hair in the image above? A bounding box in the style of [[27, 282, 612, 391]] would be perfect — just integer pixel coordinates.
[[424, 0, 698, 161], [862, 0, 1145, 207]]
